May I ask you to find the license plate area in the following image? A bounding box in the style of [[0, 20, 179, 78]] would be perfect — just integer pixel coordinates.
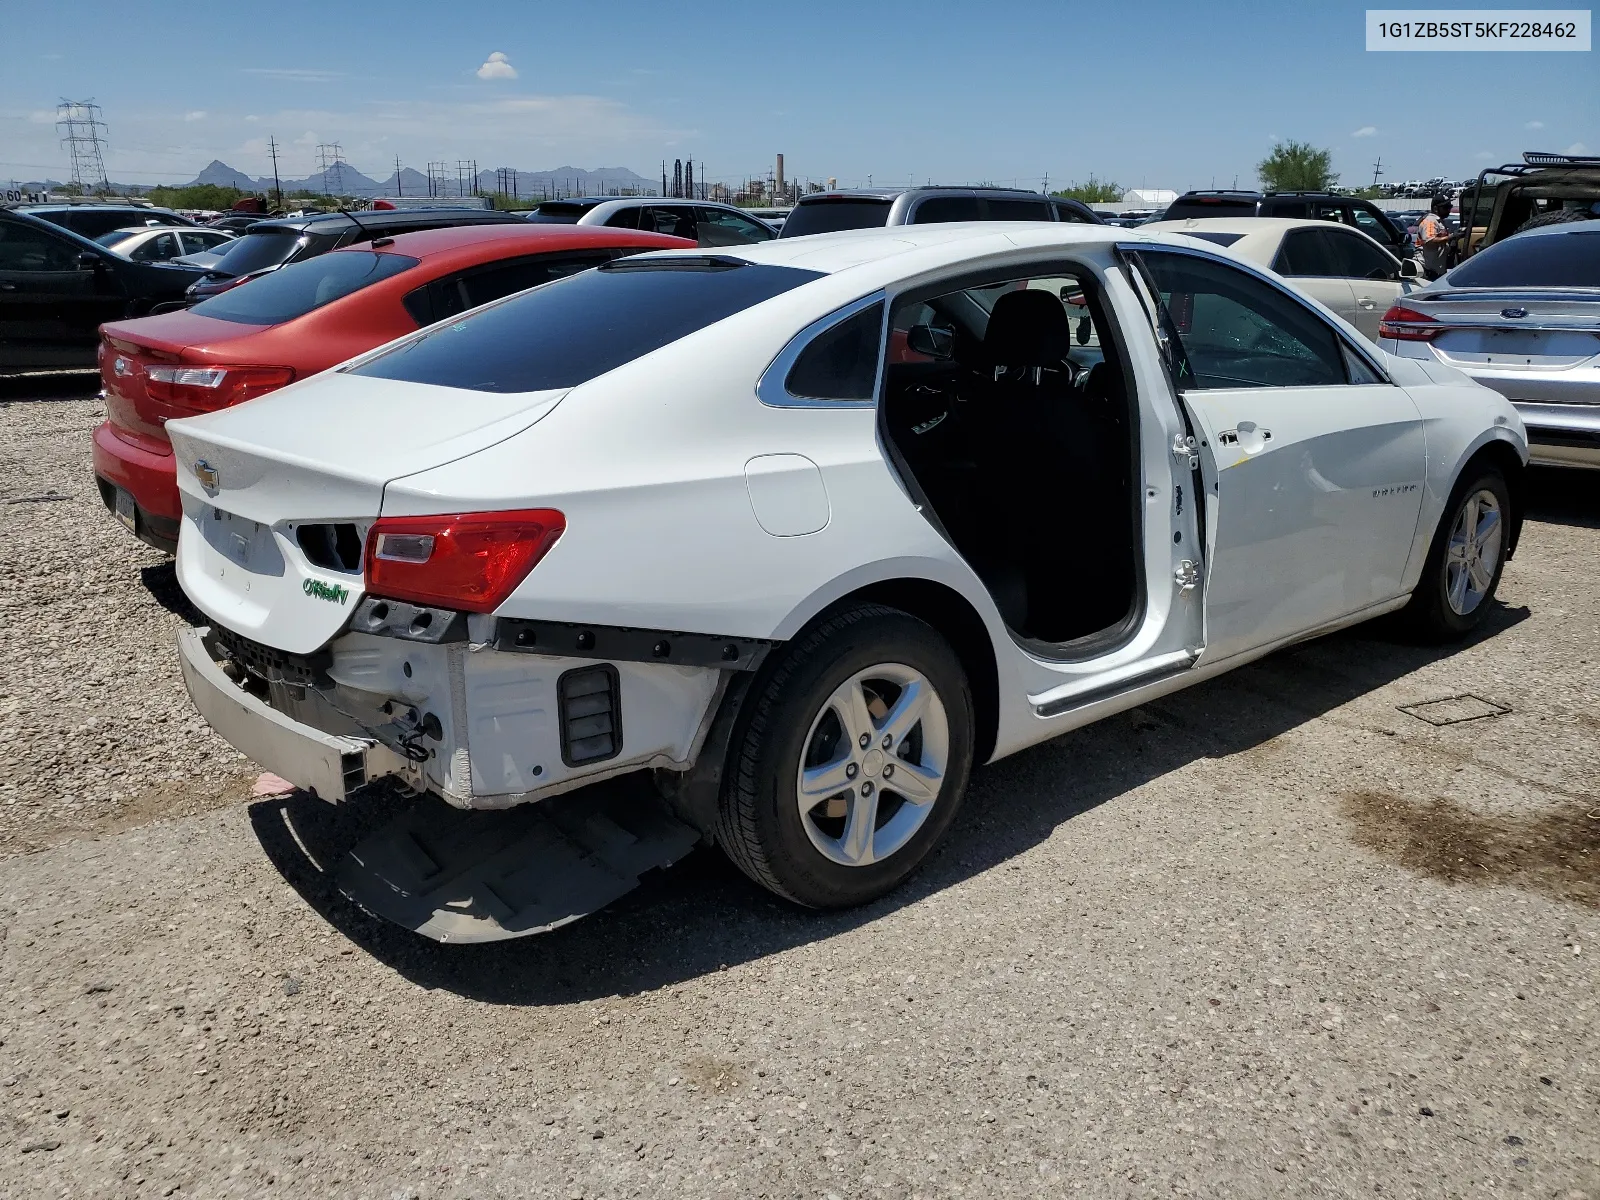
[[199, 506, 285, 578], [114, 487, 136, 532]]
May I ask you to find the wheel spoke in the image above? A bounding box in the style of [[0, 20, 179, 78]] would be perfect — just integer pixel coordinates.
[[1446, 538, 1469, 564], [878, 679, 932, 750], [840, 789, 879, 865], [800, 756, 855, 801], [1461, 495, 1480, 540], [1474, 505, 1501, 550], [886, 760, 941, 805], [828, 677, 876, 750], [1447, 564, 1470, 611], [1468, 558, 1493, 594]]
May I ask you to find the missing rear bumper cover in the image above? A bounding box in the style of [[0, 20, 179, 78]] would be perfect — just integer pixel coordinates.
[[494, 618, 773, 671]]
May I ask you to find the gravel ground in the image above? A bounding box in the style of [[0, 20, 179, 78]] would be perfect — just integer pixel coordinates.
[[0, 385, 253, 856], [1, 384, 1598, 1199]]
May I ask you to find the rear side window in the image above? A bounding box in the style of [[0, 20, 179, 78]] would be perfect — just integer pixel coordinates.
[[1161, 197, 1258, 220], [785, 303, 885, 401], [986, 198, 1053, 222], [524, 202, 589, 224], [912, 196, 983, 223], [1447, 228, 1600, 287], [210, 229, 304, 276], [192, 251, 419, 325], [779, 199, 892, 238], [351, 257, 823, 393]]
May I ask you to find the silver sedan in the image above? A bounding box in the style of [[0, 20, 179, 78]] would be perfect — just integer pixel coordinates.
[[1379, 219, 1600, 470], [93, 225, 235, 264]]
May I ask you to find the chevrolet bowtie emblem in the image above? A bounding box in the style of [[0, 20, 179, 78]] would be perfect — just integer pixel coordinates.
[[194, 459, 220, 490]]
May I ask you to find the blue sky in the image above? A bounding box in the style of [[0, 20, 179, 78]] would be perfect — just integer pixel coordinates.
[[2, 0, 1594, 190]]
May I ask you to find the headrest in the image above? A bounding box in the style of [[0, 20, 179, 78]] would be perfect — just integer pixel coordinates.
[[981, 289, 1074, 367]]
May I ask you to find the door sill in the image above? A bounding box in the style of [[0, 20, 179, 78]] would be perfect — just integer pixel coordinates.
[[1030, 649, 1198, 718]]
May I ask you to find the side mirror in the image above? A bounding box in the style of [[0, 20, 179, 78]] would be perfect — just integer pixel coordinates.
[[906, 324, 954, 359], [77, 251, 103, 270], [1398, 259, 1419, 279]]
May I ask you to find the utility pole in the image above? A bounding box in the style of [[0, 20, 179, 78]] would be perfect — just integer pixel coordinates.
[[394, 155, 403, 198], [268, 136, 283, 207], [1371, 155, 1384, 189]]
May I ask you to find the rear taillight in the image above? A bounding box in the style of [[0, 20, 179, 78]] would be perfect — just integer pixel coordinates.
[[144, 364, 295, 409], [1377, 305, 1441, 341], [363, 509, 566, 613]]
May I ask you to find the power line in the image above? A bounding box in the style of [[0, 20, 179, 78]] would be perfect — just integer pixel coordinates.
[[56, 99, 109, 190]]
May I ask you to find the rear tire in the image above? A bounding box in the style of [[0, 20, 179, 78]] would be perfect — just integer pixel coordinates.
[[716, 604, 974, 908], [1401, 465, 1511, 641]]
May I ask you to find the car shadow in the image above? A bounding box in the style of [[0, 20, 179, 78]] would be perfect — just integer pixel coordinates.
[[248, 600, 1529, 1007], [1523, 466, 1600, 531], [140, 561, 205, 624]]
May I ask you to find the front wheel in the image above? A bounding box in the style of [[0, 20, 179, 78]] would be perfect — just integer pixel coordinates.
[[716, 604, 975, 908], [1402, 466, 1511, 641]]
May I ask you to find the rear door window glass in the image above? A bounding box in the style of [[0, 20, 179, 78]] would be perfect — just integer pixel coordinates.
[[353, 257, 822, 393], [912, 196, 983, 223], [602, 207, 640, 229], [1350, 205, 1400, 247], [639, 206, 698, 240], [1142, 250, 1347, 389], [778, 199, 892, 237], [697, 207, 775, 246], [985, 198, 1053, 222], [785, 303, 885, 400], [1274, 229, 1339, 276], [192, 251, 420, 325], [131, 232, 180, 262]]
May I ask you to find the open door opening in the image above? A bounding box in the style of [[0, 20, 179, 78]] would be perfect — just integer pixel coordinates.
[[881, 268, 1142, 649]]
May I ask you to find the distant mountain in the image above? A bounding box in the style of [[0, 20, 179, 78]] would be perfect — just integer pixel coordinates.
[[176, 159, 658, 199]]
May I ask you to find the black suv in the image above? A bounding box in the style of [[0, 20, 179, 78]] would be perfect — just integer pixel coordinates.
[[11, 202, 195, 240], [184, 207, 526, 303], [1160, 191, 1410, 257], [777, 187, 1103, 238], [0, 208, 207, 372]]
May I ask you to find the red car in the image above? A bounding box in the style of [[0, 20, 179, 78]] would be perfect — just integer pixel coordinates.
[[93, 223, 692, 552]]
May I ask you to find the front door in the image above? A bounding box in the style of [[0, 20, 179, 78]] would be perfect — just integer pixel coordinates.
[[1322, 227, 1408, 341], [1135, 247, 1426, 663], [1273, 227, 1361, 327], [0, 219, 112, 369]]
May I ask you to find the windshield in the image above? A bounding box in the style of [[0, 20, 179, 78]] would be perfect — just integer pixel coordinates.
[[350, 256, 822, 392], [1447, 227, 1600, 288], [192, 251, 420, 325], [207, 228, 305, 278], [524, 202, 596, 225], [779, 199, 892, 238], [1176, 230, 1245, 247], [92, 229, 139, 248]]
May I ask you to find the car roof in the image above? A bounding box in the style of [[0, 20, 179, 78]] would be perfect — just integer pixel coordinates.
[[795, 186, 1049, 203], [1144, 216, 1346, 236], [1498, 218, 1600, 242], [244, 209, 521, 234], [331, 221, 693, 262]]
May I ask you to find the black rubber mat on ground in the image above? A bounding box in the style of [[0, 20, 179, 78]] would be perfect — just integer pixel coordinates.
[[335, 783, 701, 943]]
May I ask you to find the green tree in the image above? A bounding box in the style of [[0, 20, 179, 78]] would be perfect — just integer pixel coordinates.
[[1257, 141, 1338, 192], [1052, 175, 1123, 204], [144, 183, 248, 211]]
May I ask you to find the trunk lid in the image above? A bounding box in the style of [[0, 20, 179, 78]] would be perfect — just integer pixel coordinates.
[[1416, 290, 1600, 372], [101, 313, 272, 452], [168, 371, 567, 654]]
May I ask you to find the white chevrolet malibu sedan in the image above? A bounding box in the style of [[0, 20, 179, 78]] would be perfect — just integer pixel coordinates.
[[167, 223, 1528, 936]]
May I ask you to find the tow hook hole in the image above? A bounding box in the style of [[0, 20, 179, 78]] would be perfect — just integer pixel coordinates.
[[420, 712, 443, 740], [516, 628, 536, 646], [370, 602, 389, 622], [576, 630, 596, 651], [410, 611, 433, 634], [721, 643, 739, 662], [652, 639, 671, 658], [402, 661, 413, 678]]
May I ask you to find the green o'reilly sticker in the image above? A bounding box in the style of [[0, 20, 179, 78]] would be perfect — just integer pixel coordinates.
[[303, 578, 350, 605]]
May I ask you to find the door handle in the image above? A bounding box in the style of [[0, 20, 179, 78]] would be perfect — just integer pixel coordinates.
[[1218, 427, 1272, 449], [1357, 297, 1376, 309], [0, 281, 16, 292]]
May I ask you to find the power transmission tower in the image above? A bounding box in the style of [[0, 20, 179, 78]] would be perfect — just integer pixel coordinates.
[[426, 162, 446, 198], [456, 160, 475, 198], [672, 158, 683, 199], [267, 136, 283, 206], [316, 143, 345, 197], [57, 99, 110, 191]]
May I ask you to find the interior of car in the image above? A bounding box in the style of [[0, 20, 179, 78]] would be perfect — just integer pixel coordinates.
[[880, 271, 1140, 648]]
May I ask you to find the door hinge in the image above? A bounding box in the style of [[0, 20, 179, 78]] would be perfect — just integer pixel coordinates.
[[1172, 432, 1199, 470], [1174, 559, 1202, 590]]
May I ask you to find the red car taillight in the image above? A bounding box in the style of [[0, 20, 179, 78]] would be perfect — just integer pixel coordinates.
[[1377, 305, 1441, 342], [144, 365, 295, 410], [363, 509, 567, 613]]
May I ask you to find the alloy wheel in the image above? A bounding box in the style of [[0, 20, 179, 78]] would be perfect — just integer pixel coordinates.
[[795, 663, 950, 868], [1444, 488, 1503, 616]]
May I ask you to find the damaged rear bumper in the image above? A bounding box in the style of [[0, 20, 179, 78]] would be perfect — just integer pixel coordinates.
[[176, 626, 412, 801]]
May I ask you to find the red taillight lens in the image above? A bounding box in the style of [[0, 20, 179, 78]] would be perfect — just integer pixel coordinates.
[[363, 509, 566, 613], [144, 364, 295, 409], [1377, 305, 1440, 341]]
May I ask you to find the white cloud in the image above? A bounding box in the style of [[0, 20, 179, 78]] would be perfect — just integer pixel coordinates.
[[28, 110, 55, 125], [293, 130, 319, 146], [244, 67, 343, 82], [1474, 150, 1495, 160], [184, 111, 207, 122], [1564, 141, 1587, 155], [476, 51, 517, 81], [1526, 120, 1545, 130], [1351, 126, 1377, 138]]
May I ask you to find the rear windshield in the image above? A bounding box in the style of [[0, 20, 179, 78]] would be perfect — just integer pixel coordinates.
[[1177, 230, 1246, 247], [1161, 198, 1257, 220], [208, 229, 305, 277], [523, 202, 593, 224], [779, 199, 892, 238], [192, 251, 419, 325], [350, 256, 822, 392], [1447, 227, 1600, 288]]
